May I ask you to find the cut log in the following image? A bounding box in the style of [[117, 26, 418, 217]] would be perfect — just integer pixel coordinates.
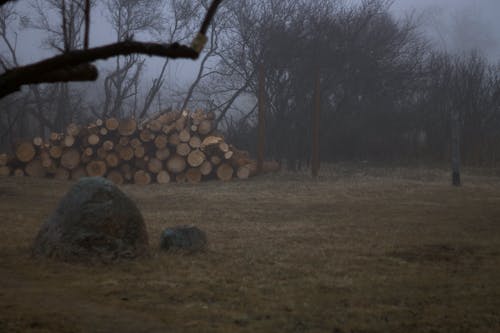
[[117, 145, 134, 161], [105, 117, 119, 131], [199, 161, 213, 176], [179, 129, 191, 143], [86, 160, 107, 177], [25, 159, 46, 178], [155, 148, 170, 161], [15, 141, 36, 163], [186, 168, 202, 184], [189, 136, 202, 149], [63, 135, 75, 148], [187, 150, 206, 168], [13, 168, 25, 177], [105, 153, 120, 168], [102, 140, 114, 151], [176, 142, 191, 157], [45, 162, 58, 174], [201, 135, 223, 148], [168, 133, 180, 146], [156, 170, 171, 184], [107, 170, 124, 185], [162, 124, 176, 135], [148, 119, 163, 132], [134, 145, 146, 159], [99, 127, 108, 136], [96, 147, 108, 160], [33, 137, 44, 147], [154, 135, 168, 149], [119, 136, 130, 146], [198, 119, 213, 135], [87, 134, 100, 146], [49, 146, 63, 159], [71, 167, 87, 180], [224, 150, 234, 160], [175, 116, 186, 131], [236, 165, 251, 180], [134, 170, 151, 185], [210, 155, 222, 166], [66, 123, 80, 137], [84, 146, 94, 156], [60, 148, 81, 170], [216, 163, 234, 181], [54, 168, 70, 181], [219, 142, 229, 153], [130, 138, 142, 149], [147, 158, 163, 174], [175, 172, 187, 183], [118, 118, 137, 136], [49, 132, 61, 142], [139, 129, 154, 142], [166, 154, 187, 174], [0, 166, 11, 177], [95, 119, 104, 127]]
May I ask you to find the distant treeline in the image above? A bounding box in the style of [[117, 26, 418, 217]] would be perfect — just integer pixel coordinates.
[[222, 0, 500, 168]]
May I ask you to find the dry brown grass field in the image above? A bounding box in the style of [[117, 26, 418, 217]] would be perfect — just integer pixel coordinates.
[[1, 165, 500, 333]]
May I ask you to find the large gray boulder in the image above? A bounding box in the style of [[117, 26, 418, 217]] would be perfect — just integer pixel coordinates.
[[33, 177, 149, 262], [160, 226, 207, 252]]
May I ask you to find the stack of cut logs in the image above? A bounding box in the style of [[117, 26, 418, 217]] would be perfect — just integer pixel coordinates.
[[0, 110, 279, 184]]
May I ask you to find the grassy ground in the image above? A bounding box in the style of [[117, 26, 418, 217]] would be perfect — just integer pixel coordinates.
[[1, 166, 500, 333]]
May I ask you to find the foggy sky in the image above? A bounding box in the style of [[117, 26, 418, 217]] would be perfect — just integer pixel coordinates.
[[2, 0, 500, 89]]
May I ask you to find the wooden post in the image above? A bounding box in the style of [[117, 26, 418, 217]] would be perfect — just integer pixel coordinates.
[[451, 111, 461, 186], [312, 69, 321, 178], [257, 63, 265, 174]]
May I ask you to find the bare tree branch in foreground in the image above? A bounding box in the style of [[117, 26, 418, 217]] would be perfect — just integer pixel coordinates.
[[0, 0, 223, 99]]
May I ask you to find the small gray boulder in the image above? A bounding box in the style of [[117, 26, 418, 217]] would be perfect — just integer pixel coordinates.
[[160, 226, 207, 252], [33, 177, 149, 262]]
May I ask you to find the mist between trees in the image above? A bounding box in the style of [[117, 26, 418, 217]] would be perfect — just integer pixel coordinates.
[[1, 0, 500, 169]]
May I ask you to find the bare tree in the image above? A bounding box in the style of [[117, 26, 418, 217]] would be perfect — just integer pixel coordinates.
[[0, 0, 223, 99]]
